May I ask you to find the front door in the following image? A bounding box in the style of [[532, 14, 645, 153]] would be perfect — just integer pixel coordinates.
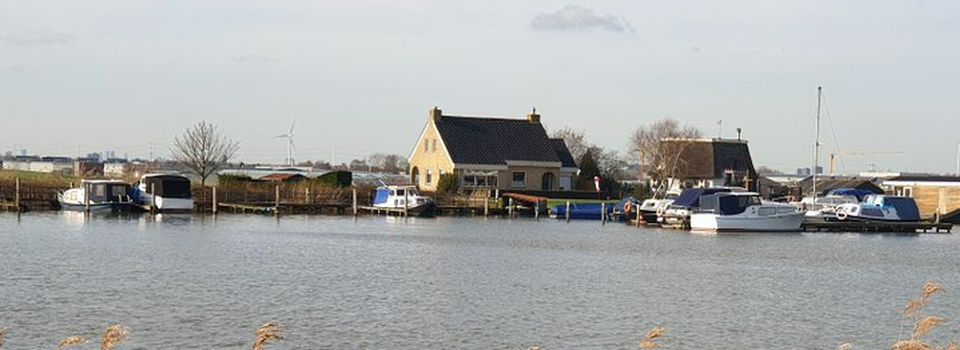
[[541, 173, 554, 191]]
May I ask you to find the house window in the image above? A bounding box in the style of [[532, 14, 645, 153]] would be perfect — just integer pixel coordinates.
[[432, 139, 438, 152], [903, 187, 913, 198], [512, 172, 526, 188], [426, 170, 433, 184], [424, 139, 428, 152]]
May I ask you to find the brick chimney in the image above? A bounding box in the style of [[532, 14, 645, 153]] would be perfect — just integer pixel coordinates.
[[526, 107, 540, 123], [429, 106, 442, 123]]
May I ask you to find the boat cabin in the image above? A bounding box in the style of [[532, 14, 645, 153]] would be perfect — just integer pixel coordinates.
[[64, 180, 131, 204], [140, 174, 192, 199]]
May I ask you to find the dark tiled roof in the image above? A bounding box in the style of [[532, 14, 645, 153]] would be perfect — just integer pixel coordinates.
[[887, 175, 960, 182], [549, 139, 578, 168], [435, 116, 562, 165]]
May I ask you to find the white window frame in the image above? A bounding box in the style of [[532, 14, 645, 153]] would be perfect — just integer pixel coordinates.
[[512, 172, 526, 188]]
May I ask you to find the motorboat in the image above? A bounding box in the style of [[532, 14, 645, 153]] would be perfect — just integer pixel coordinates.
[[373, 185, 435, 217], [659, 187, 736, 228], [690, 192, 805, 233], [637, 190, 680, 224], [797, 194, 861, 222], [58, 179, 134, 212], [833, 195, 920, 222], [132, 174, 194, 213]]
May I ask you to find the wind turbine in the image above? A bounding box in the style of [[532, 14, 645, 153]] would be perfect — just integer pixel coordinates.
[[276, 119, 297, 166]]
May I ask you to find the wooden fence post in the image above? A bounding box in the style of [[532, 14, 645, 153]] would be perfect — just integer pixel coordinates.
[[404, 191, 409, 217], [601, 202, 606, 225], [508, 198, 514, 217], [15, 177, 21, 213], [565, 201, 570, 223], [352, 188, 358, 216], [212, 186, 218, 214], [535, 200, 539, 221], [275, 185, 280, 216], [484, 191, 489, 217]]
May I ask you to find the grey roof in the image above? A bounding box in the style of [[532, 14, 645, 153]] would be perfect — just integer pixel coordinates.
[[887, 175, 960, 182], [435, 116, 567, 166], [549, 139, 578, 168]]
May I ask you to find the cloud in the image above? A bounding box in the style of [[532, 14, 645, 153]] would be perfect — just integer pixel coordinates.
[[0, 28, 74, 46], [232, 54, 280, 64], [531, 5, 632, 33]]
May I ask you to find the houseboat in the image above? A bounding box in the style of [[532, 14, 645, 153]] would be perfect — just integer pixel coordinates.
[[58, 179, 134, 212], [373, 185, 435, 217], [132, 174, 194, 212], [690, 192, 805, 233]]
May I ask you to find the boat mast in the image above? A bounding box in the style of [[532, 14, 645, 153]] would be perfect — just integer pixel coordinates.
[[813, 86, 822, 199]]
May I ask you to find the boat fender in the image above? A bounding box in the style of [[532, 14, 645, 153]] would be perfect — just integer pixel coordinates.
[[656, 205, 666, 217], [623, 201, 633, 213], [836, 209, 848, 220]]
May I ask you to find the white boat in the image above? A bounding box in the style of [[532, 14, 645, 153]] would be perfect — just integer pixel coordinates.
[[638, 190, 679, 224], [690, 192, 805, 233], [833, 195, 920, 222], [658, 187, 739, 228], [797, 194, 860, 221], [372, 185, 435, 216], [132, 174, 194, 212], [58, 179, 134, 212]]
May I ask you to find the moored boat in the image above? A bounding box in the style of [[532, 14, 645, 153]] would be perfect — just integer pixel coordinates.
[[833, 195, 920, 222], [132, 174, 194, 213], [58, 179, 134, 212], [637, 190, 680, 224], [659, 187, 736, 228], [373, 185, 435, 217], [690, 192, 805, 233]]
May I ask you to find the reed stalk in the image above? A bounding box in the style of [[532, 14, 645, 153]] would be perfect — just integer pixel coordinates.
[[253, 322, 283, 350], [100, 324, 129, 350], [638, 326, 665, 348], [59, 336, 86, 348], [0, 326, 7, 349]]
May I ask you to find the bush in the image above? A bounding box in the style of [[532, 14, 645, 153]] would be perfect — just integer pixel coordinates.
[[437, 173, 459, 193]]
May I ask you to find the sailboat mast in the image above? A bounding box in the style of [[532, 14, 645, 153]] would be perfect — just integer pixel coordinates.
[[813, 86, 822, 199]]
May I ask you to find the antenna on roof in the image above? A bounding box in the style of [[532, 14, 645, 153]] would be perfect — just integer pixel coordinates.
[[532, 107, 536, 114]]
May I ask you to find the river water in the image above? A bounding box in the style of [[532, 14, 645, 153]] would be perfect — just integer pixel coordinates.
[[1, 212, 958, 349]]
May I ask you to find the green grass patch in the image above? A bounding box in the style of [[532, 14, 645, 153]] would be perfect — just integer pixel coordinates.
[[0, 170, 78, 185]]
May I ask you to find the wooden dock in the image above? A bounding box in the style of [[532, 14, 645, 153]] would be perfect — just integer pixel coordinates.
[[802, 221, 953, 233]]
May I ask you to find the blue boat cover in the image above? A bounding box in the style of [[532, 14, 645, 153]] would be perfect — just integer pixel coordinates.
[[671, 188, 732, 208], [828, 188, 877, 201], [884, 196, 921, 221], [550, 202, 617, 220]]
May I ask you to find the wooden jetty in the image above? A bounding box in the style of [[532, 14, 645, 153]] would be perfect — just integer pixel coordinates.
[[802, 221, 953, 233]]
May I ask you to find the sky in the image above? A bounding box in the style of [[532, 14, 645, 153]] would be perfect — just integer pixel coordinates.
[[1, 1, 958, 174]]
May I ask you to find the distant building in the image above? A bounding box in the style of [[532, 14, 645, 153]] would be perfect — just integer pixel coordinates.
[[660, 138, 758, 192], [407, 107, 579, 192], [1, 155, 73, 173]]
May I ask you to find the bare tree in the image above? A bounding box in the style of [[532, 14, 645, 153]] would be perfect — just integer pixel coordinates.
[[171, 121, 240, 186], [550, 127, 589, 160], [628, 118, 702, 187]]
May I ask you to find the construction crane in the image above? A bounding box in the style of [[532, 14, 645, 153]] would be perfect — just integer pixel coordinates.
[[828, 150, 904, 176]]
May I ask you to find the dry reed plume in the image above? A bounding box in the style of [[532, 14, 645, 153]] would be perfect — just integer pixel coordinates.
[[638, 326, 665, 348], [892, 281, 956, 350], [100, 324, 129, 350], [252, 322, 283, 350], [0, 326, 7, 349], [59, 336, 86, 348]]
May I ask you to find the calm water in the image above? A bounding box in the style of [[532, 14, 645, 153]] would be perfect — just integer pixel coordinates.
[[1, 212, 958, 349]]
